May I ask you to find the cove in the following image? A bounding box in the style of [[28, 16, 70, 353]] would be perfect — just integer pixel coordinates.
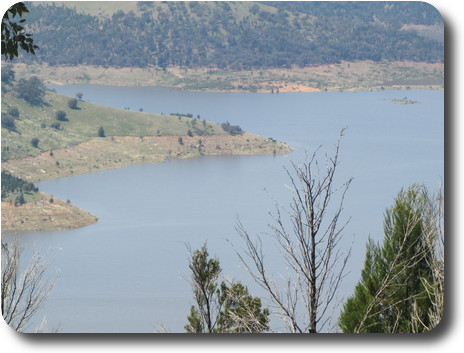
[[14, 87, 443, 332]]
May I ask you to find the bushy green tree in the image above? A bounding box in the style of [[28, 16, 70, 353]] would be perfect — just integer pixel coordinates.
[[338, 185, 439, 333], [7, 107, 20, 118], [55, 110, 68, 121], [1, 115, 17, 131], [14, 76, 46, 105], [68, 98, 78, 109], [216, 282, 269, 333], [185, 244, 269, 333], [14, 193, 25, 206], [30, 137, 39, 148]]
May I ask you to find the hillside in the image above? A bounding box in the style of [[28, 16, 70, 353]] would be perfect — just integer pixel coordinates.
[[20, 1, 443, 70], [1, 77, 291, 180], [1, 85, 225, 161]]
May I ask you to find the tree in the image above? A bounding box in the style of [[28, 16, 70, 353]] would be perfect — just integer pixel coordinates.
[[30, 137, 39, 148], [1, 237, 56, 331], [7, 107, 20, 118], [338, 185, 443, 333], [14, 76, 46, 105], [14, 193, 25, 207], [216, 281, 270, 333], [185, 244, 221, 333], [234, 129, 352, 333], [1, 2, 38, 61], [68, 98, 78, 109], [221, 121, 243, 136], [185, 244, 269, 333], [55, 110, 68, 121], [1, 115, 17, 131], [50, 122, 62, 130], [98, 126, 105, 137], [76, 92, 83, 100]]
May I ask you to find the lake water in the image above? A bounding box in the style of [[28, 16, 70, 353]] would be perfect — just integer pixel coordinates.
[[10, 86, 443, 333]]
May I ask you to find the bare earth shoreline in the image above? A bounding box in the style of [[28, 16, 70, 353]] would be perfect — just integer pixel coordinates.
[[12, 61, 444, 93], [1, 133, 291, 231]]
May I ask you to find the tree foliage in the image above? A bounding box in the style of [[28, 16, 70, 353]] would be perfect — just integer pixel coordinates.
[[1, 2, 38, 61], [18, 2, 443, 69], [13, 76, 46, 105], [67, 98, 78, 109], [185, 244, 269, 333], [30, 137, 40, 148], [338, 185, 443, 333], [55, 110, 68, 121], [98, 126, 105, 137], [1, 170, 38, 200], [221, 121, 243, 136], [1, 114, 17, 132]]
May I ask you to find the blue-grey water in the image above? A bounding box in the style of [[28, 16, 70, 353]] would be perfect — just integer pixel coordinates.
[[8, 86, 443, 332]]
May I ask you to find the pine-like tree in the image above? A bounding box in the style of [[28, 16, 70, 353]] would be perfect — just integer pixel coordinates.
[[339, 185, 439, 333], [98, 126, 105, 137]]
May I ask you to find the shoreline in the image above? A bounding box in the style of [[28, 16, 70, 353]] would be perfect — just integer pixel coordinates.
[[1, 192, 98, 231], [10, 61, 444, 94], [3, 133, 292, 183], [2, 133, 291, 231]]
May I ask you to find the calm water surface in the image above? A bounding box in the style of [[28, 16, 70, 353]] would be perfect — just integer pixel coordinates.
[[12, 86, 443, 332]]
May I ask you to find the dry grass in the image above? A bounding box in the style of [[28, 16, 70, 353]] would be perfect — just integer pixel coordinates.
[[3, 133, 292, 183], [1, 194, 97, 231]]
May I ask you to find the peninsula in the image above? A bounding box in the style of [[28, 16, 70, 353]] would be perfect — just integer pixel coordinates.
[[1, 82, 291, 231]]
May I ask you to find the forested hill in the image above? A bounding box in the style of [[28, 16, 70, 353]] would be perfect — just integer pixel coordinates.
[[21, 1, 443, 70]]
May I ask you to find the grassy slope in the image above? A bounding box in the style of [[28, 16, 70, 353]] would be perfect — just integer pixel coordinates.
[[1, 88, 225, 161], [1, 88, 290, 176]]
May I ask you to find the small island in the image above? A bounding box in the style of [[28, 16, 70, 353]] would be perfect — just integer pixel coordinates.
[[391, 97, 421, 104]]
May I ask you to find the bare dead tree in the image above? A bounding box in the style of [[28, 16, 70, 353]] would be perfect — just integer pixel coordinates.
[[1, 236, 57, 332], [234, 129, 352, 333]]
